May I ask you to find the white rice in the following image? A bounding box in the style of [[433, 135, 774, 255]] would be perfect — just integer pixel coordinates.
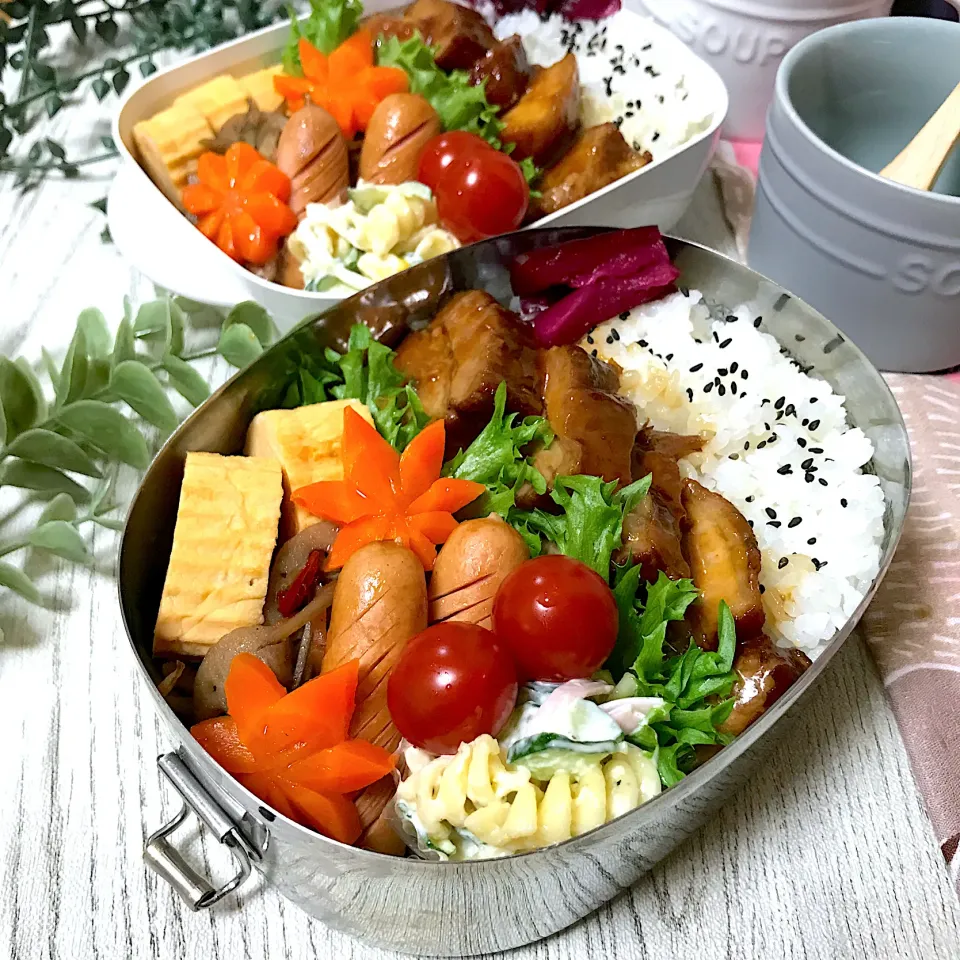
[[491, 9, 714, 159], [584, 291, 886, 657]]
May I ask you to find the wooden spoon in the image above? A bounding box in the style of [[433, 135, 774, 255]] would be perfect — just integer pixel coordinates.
[[880, 81, 960, 191]]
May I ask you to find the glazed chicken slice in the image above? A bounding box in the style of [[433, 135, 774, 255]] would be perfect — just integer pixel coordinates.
[[616, 428, 704, 582], [403, 0, 497, 70], [469, 35, 533, 110], [532, 345, 637, 490], [680, 478, 765, 651], [719, 636, 811, 735], [531, 123, 652, 218], [395, 290, 541, 454]]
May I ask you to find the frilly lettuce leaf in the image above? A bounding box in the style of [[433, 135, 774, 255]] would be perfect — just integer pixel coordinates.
[[281, 0, 363, 75]]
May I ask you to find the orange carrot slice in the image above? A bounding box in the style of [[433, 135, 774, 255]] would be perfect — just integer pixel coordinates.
[[285, 740, 395, 794]]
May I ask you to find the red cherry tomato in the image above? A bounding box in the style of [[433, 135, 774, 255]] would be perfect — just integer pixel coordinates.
[[493, 556, 619, 682], [418, 131, 492, 192], [387, 622, 518, 754], [434, 149, 529, 244]]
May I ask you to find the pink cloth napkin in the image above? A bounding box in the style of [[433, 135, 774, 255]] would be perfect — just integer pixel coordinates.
[[710, 144, 960, 895]]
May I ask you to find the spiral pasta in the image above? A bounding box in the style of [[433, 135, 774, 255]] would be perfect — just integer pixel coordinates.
[[395, 735, 661, 859]]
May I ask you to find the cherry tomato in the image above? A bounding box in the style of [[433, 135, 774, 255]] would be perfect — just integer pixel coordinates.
[[387, 622, 518, 754], [434, 149, 530, 244], [493, 556, 619, 682], [418, 131, 492, 192]]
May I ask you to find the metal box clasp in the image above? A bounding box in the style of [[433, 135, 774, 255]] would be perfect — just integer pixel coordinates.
[[145, 752, 262, 910]]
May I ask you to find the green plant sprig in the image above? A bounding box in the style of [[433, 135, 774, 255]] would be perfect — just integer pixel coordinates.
[[0, 293, 278, 604], [0, 0, 288, 189]]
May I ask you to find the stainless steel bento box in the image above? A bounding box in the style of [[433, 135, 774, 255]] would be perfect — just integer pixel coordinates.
[[118, 228, 910, 956]]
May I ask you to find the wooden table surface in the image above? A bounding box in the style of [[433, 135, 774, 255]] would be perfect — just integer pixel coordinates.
[[2, 96, 960, 960]]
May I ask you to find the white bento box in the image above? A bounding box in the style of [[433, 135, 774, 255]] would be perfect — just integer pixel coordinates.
[[110, 2, 728, 331]]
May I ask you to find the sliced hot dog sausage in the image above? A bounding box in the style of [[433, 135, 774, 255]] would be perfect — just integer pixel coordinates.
[[324, 541, 427, 851], [429, 516, 529, 630], [359, 94, 440, 185]]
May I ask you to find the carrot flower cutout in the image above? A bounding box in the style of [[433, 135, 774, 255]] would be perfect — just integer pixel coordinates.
[[181, 141, 298, 266], [293, 408, 485, 571], [274, 31, 409, 138], [191, 654, 395, 845]]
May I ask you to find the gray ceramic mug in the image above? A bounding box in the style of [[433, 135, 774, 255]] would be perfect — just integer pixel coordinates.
[[748, 17, 960, 373]]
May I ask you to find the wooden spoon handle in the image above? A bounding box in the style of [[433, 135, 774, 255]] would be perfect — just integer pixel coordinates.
[[880, 81, 960, 192]]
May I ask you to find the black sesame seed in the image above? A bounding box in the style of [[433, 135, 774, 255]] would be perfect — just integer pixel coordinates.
[[619, 311, 630, 320], [746, 495, 755, 503], [765, 507, 777, 519], [785, 404, 796, 417], [686, 387, 694, 402], [802, 418, 809, 427], [718, 384, 726, 396], [759, 584, 765, 594], [810, 397, 818, 404], [805, 473, 814, 483], [704, 382, 713, 393], [819, 478, 828, 486], [718, 367, 728, 376], [611, 328, 620, 341], [753, 317, 762, 328], [761, 398, 770, 406], [797, 438, 807, 448], [719, 338, 732, 349], [730, 362, 739, 373], [606, 335, 614, 344], [788, 517, 802, 528], [665, 353, 673, 361], [768, 520, 782, 528], [689, 362, 703, 372], [725, 314, 737, 323], [744, 442, 750, 451], [775, 396, 785, 410], [651, 130, 660, 141], [586, 335, 594, 344], [795, 334, 805, 342], [774, 294, 790, 311], [741, 370, 749, 380], [778, 557, 789, 569], [809, 447, 823, 454], [748, 520, 754, 528], [729, 453, 739, 460], [730, 384, 737, 396], [807, 537, 817, 545], [757, 441, 767, 449], [809, 419, 821, 431], [591, 349, 598, 357], [638, 339, 648, 347], [769, 433, 778, 442], [776, 464, 791, 475], [801, 458, 813, 470], [812, 558, 825, 571]]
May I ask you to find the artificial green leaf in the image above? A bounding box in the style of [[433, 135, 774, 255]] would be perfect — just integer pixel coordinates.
[[56, 326, 88, 407], [94, 516, 126, 532], [83, 358, 112, 398], [0, 561, 41, 603], [134, 299, 179, 353], [0, 394, 6, 446], [174, 297, 223, 329], [39, 492, 78, 524], [226, 301, 275, 346], [28, 521, 91, 563], [55, 400, 149, 469], [110, 361, 178, 432], [111, 316, 136, 368], [13, 358, 48, 425], [161, 356, 210, 407], [0, 459, 91, 502], [41, 349, 61, 392], [6, 428, 103, 477], [0, 356, 42, 440], [76, 307, 111, 358], [218, 323, 263, 368]]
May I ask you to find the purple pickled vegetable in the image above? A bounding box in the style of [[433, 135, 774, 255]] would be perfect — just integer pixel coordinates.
[[518, 294, 556, 322], [531, 261, 681, 347], [510, 227, 664, 296], [568, 238, 670, 288]]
